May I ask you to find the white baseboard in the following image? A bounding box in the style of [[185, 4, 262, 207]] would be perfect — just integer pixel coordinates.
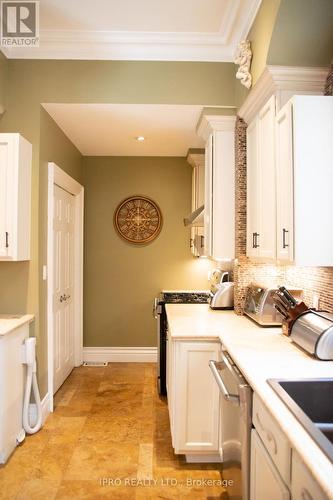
[[28, 392, 51, 426], [83, 346, 157, 363]]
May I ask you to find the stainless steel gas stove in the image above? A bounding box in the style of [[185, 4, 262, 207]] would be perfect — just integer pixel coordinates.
[[153, 290, 210, 395]]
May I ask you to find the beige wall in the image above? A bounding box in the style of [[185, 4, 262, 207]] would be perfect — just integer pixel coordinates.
[[82, 156, 211, 347]]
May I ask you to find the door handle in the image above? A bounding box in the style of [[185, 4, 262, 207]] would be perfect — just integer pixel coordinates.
[[209, 360, 239, 404]]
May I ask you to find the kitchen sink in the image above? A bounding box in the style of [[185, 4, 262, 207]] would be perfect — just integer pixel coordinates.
[[268, 378, 333, 463]]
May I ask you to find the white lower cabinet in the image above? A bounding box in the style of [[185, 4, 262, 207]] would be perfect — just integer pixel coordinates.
[[291, 451, 327, 500], [251, 394, 331, 500], [167, 337, 220, 461], [251, 429, 290, 500]]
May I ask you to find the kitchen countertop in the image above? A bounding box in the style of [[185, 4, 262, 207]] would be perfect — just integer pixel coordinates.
[[0, 314, 34, 336], [166, 303, 333, 498]]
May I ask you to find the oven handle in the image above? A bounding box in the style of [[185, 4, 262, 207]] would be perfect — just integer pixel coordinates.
[[209, 360, 240, 405], [153, 298, 163, 319]]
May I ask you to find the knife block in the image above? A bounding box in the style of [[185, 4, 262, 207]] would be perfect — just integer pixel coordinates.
[[281, 302, 309, 336]]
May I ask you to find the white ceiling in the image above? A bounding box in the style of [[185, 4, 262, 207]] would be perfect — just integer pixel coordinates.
[[3, 0, 261, 61], [42, 103, 215, 156]]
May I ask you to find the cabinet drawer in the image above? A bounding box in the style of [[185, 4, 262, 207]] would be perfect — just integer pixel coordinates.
[[253, 393, 291, 485], [291, 450, 328, 500]]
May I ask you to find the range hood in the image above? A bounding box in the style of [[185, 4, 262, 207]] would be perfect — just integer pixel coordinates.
[[183, 205, 204, 227]]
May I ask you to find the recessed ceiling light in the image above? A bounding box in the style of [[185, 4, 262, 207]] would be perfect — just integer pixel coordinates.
[[136, 136, 145, 142]]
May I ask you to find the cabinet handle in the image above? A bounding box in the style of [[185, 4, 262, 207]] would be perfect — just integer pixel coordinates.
[[301, 488, 314, 500], [282, 228, 289, 248], [255, 412, 277, 455], [200, 236, 204, 249], [190, 238, 194, 249], [253, 232, 260, 248], [5, 232, 9, 248]]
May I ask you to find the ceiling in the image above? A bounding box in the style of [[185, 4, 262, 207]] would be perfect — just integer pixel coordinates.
[[3, 0, 261, 61], [42, 103, 217, 156]]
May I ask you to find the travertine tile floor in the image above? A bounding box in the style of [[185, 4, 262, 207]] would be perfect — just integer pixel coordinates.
[[0, 363, 231, 499]]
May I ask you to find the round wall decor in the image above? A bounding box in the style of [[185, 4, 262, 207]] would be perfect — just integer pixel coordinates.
[[114, 195, 162, 244]]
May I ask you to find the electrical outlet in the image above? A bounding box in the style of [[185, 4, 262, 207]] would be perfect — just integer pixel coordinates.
[[312, 293, 320, 310]]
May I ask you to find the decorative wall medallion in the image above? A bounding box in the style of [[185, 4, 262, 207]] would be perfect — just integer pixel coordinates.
[[114, 196, 162, 244]]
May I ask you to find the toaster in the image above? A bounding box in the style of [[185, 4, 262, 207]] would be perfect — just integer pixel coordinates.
[[244, 283, 303, 326], [210, 282, 234, 310], [290, 310, 333, 360]]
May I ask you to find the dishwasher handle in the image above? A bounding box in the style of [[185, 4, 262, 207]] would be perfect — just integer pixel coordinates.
[[209, 360, 240, 405]]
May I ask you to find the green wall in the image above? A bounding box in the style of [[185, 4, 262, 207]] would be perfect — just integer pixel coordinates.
[[268, 0, 333, 67], [0, 58, 233, 397], [234, 0, 281, 107], [82, 156, 211, 347], [6, 59, 236, 105], [38, 108, 82, 393]]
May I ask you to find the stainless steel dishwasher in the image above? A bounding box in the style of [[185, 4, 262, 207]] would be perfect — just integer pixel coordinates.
[[210, 349, 252, 500]]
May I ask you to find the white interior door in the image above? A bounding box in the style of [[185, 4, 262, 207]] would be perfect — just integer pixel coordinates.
[[53, 184, 75, 393]]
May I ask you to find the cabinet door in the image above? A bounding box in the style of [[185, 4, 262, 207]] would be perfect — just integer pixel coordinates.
[[246, 118, 259, 257], [173, 340, 220, 453], [212, 129, 235, 260], [251, 429, 290, 500], [291, 450, 328, 500], [0, 136, 14, 258], [204, 134, 213, 257], [257, 96, 276, 259], [275, 102, 294, 261]]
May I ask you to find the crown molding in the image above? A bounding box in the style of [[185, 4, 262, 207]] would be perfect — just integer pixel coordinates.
[[197, 114, 236, 141], [187, 150, 205, 169], [1, 0, 261, 61], [238, 65, 329, 124]]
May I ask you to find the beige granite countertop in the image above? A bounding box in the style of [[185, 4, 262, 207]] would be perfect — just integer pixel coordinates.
[[166, 303, 333, 499], [0, 314, 34, 336]]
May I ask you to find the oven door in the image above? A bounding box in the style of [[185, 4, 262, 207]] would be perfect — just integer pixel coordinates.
[[210, 351, 252, 500]]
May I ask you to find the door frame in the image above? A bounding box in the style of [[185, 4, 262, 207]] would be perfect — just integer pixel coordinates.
[[47, 162, 84, 411]]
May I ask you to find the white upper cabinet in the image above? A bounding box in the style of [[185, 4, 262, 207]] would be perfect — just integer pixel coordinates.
[[246, 96, 276, 259], [0, 133, 32, 261], [198, 114, 236, 261], [275, 96, 333, 266]]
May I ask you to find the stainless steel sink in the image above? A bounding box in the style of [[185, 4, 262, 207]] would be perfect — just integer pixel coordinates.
[[268, 378, 333, 463]]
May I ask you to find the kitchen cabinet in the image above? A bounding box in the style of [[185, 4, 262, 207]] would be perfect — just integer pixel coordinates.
[[246, 95, 276, 259], [198, 114, 236, 260], [251, 393, 330, 500], [291, 450, 327, 500], [187, 150, 205, 257], [251, 429, 290, 500], [0, 133, 32, 261], [275, 96, 333, 266], [167, 336, 220, 461]]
